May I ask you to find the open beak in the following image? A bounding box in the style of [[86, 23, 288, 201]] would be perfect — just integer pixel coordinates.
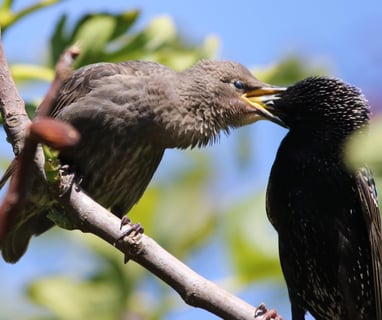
[[241, 86, 288, 128]]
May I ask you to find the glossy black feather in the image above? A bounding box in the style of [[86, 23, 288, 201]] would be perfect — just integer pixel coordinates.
[[265, 77, 382, 319]]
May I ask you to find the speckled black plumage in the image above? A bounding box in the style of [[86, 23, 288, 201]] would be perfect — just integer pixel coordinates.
[[264, 77, 382, 319], [0, 59, 268, 263]]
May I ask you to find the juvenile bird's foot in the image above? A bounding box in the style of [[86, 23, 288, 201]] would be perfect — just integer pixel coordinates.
[[254, 303, 283, 320], [58, 164, 82, 196], [118, 216, 144, 263], [120, 216, 144, 235]]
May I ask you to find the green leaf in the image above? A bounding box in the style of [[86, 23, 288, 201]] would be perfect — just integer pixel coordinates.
[[128, 152, 217, 257], [224, 192, 283, 283], [42, 145, 60, 183], [345, 116, 382, 204], [0, 0, 13, 12], [28, 276, 123, 320], [10, 64, 54, 82], [25, 101, 38, 119], [346, 116, 382, 173], [0, 5, 13, 30], [50, 14, 69, 65], [110, 10, 140, 40], [50, 11, 142, 67], [72, 15, 116, 66], [143, 15, 177, 50], [102, 15, 177, 63], [254, 55, 328, 85], [1, 0, 62, 31]]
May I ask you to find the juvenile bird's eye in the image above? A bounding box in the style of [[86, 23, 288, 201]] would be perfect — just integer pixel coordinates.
[[233, 80, 245, 90]]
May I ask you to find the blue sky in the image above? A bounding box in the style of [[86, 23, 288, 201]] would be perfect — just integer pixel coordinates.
[[1, 0, 382, 319], [6, 0, 382, 93]]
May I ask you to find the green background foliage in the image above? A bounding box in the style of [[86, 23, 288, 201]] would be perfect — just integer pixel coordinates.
[[0, 1, 381, 319]]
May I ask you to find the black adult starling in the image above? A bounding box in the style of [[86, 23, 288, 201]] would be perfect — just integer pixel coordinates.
[[247, 77, 382, 319], [0, 59, 282, 263]]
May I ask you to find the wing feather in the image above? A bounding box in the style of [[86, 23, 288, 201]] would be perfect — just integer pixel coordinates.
[[356, 167, 382, 320]]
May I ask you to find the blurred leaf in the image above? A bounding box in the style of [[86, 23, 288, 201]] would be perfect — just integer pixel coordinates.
[[254, 55, 328, 85], [89, 15, 218, 70], [50, 10, 141, 67], [0, 0, 61, 31], [50, 11, 217, 72], [72, 15, 117, 66], [143, 15, 177, 50], [0, 0, 13, 29], [100, 15, 178, 63], [129, 152, 217, 258], [27, 231, 155, 320], [224, 192, 283, 283], [28, 276, 123, 320], [345, 116, 382, 204], [110, 10, 140, 40], [0, 0, 13, 11], [10, 64, 54, 82], [346, 116, 382, 174], [50, 14, 69, 65], [150, 35, 219, 71], [25, 101, 39, 119]]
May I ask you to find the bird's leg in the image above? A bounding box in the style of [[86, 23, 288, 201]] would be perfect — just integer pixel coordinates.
[[120, 215, 144, 234], [46, 164, 84, 230], [254, 303, 283, 320], [118, 216, 144, 263], [58, 164, 82, 196]]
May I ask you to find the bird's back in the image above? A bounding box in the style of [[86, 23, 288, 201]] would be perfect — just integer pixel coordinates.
[[1, 61, 173, 262], [53, 61, 172, 215]]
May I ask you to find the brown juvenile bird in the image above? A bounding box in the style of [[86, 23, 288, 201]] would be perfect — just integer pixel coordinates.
[[0, 59, 281, 263]]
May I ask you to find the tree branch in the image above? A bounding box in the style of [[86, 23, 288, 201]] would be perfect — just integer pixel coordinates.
[[0, 29, 79, 242], [0, 29, 281, 319], [0, 29, 30, 155], [60, 183, 263, 319]]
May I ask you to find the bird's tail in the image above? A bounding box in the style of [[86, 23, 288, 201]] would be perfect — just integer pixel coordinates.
[[0, 160, 15, 189], [0, 213, 54, 263], [1, 159, 56, 262]]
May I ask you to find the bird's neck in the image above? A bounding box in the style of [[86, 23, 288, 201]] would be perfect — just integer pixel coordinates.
[[282, 128, 347, 161], [159, 79, 228, 149]]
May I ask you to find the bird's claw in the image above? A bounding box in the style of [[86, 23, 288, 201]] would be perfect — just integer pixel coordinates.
[[58, 164, 82, 196], [119, 216, 144, 234], [254, 303, 283, 320], [118, 216, 144, 263]]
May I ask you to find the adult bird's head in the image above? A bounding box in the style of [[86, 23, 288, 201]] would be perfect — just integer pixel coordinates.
[[244, 76, 370, 137], [169, 60, 286, 147]]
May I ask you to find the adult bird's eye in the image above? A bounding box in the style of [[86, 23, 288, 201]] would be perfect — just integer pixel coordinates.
[[233, 80, 245, 90]]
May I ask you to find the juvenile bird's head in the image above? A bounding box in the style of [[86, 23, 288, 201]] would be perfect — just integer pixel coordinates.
[[170, 60, 284, 148]]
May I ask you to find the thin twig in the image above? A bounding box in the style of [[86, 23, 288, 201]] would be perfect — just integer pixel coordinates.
[[0, 28, 31, 240], [35, 44, 79, 117], [0, 29, 30, 155]]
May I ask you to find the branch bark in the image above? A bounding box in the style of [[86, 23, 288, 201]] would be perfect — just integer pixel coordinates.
[[0, 30, 79, 242], [0, 29, 281, 320], [60, 184, 261, 319], [0, 30, 29, 155]]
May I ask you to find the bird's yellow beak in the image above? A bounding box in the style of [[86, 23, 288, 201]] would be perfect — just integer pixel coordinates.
[[241, 86, 287, 128]]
